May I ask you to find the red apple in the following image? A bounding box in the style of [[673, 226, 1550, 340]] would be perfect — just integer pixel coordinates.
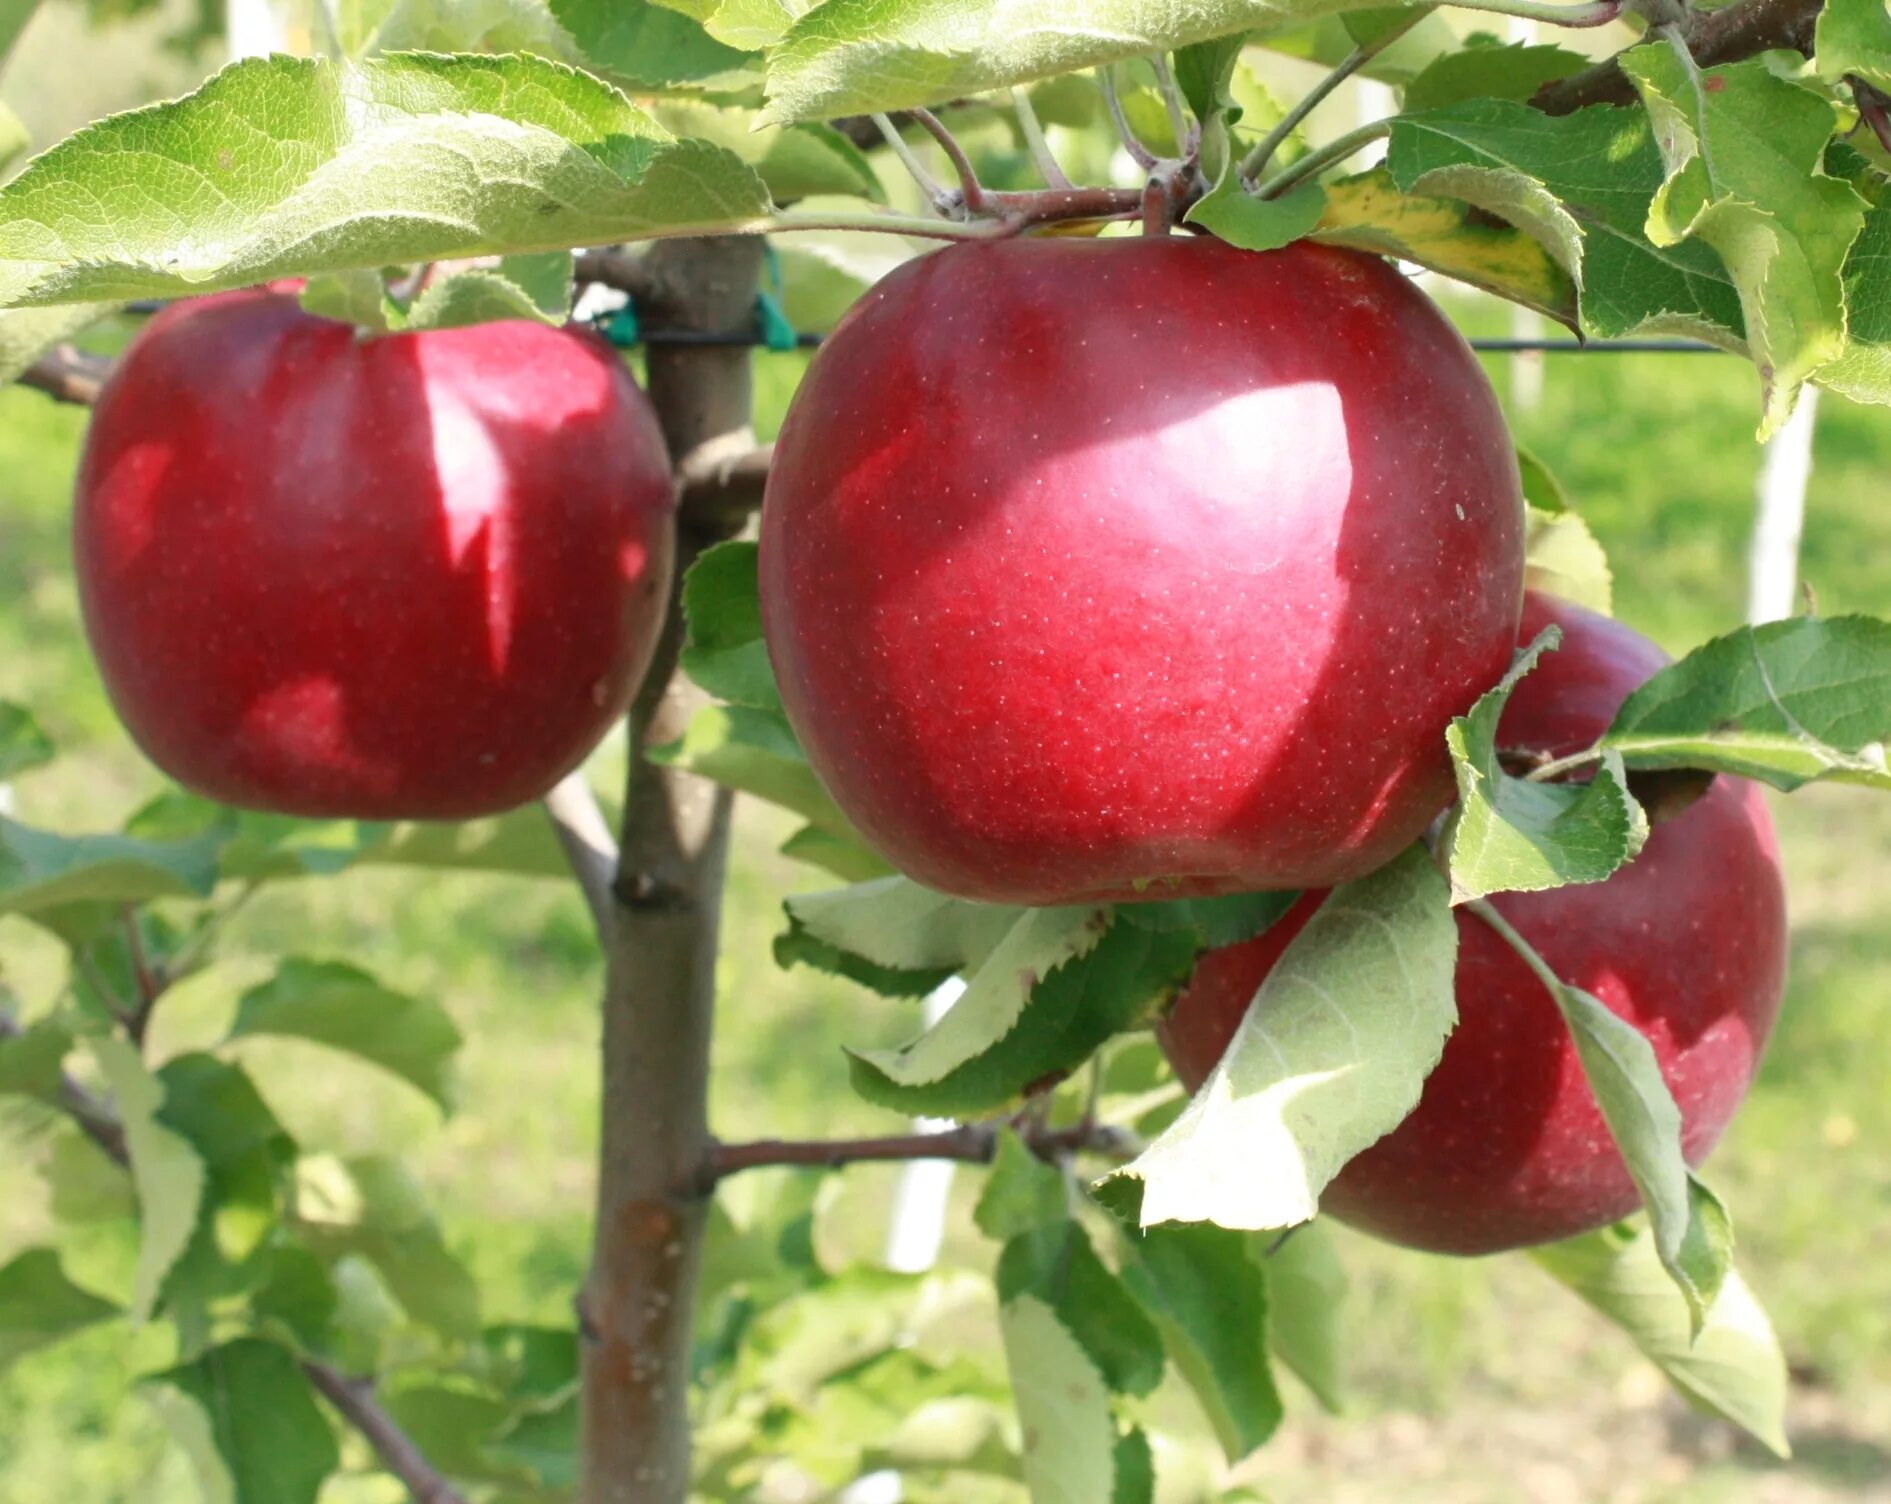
[[74, 288, 674, 819], [1158, 594, 1789, 1254], [759, 236, 1525, 905]]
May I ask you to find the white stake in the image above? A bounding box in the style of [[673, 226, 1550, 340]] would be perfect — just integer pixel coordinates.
[[1747, 387, 1820, 624]]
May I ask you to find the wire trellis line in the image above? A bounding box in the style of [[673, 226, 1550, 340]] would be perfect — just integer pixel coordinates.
[[118, 297, 1722, 356]]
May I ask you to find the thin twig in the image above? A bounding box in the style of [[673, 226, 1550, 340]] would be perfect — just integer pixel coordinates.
[[573, 248, 665, 304], [1533, 0, 1824, 114], [871, 112, 955, 213], [163, 879, 263, 985], [699, 1118, 1139, 1192], [1241, 10, 1427, 183], [908, 107, 989, 215], [1253, 119, 1394, 199], [0, 1013, 130, 1162], [543, 772, 620, 943], [1465, 898, 1568, 998], [1148, 54, 1192, 156], [1010, 86, 1073, 189], [1100, 66, 1159, 170], [17, 345, 111, 405], [304, 1363, 472, 1504], [0, 1011, 469, 1502], [673, 439, 773, 529], [121, 910, 160, 1046], [1523, 746, 1606, 782]]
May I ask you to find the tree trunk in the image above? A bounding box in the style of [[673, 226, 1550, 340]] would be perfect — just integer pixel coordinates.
[[579, 236, 764, 1504]]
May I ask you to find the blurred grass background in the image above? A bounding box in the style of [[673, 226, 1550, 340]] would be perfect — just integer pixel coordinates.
[[2, 9, 1889, 1501]]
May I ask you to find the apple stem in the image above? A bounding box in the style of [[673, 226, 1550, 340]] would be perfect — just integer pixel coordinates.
[[1465, 898, 1572, 1001], [870, 112, 956, 215], [1251, 119, 1394, 200], [1241, 9, 1428, 186], [1149, 53, 1194, 156], [694, 1117, 1140, 1189], [1101, 64, 1161, 170], [1011, 85, 1074, 190], [909, 106, 993, 217], [1523, 746, 1608, 782]]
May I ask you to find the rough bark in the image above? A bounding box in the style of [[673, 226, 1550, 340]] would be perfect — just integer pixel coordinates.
[[578, 236, 764, 1504]]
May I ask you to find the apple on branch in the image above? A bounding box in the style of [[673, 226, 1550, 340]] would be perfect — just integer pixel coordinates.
[[759, 237, 1526, 904], [74, 288, 675, 819], [1159, 594, 1790, 1253]]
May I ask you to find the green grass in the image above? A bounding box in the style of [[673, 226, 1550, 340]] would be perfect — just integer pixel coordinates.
[[2, 311, 1890, 1503]]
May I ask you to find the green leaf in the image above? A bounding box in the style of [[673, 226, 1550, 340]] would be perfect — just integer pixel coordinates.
[[0, 1248, 118, 1368], [1623, 42, 1868, 436], [1601, 614, 1891, 790], [1172, 33, 1248, 124], [1313, 166, 1578, 325], [298, 269, 393, 332], [852, 906, 1109, 1087], [1260, 1220, 1345, 1412], [999, 1221, 1164, 1398], [761, 1, 1379, 124], [398, 251, 575, 331], [292, 1155, 480, 1339], [229, 958, 462, 1111], [1000, 1294, 1120, 1504], [773, 917, 957, 998], [1112, 890, 1301, 952], [1815, 187, 1891, 405], [1380, 100, 1742, 343], [126, 790, 387, 882], [1401, 40, 1589, 113], [1515, 442, 1569, 514], [1525, 502, 1613, 615], [548, 0, 757, 89], [784, 875, 1021, 976], [776, 822, 894, 883], [0, 815, 227, 924], [1817, 0, 1891, 90], [848, 914, 1197, 1117], [340, 0, 582, 58], [974, 1129, 1069, 1242], [655, 101, 884, 203], [679, 541, 782, 711], [649, 704, 859, 835], [1444, 629, 1648, 904], [0, 302, 116, 384], [1187, 179, 1327, 253], [1112, 1426, 1155, 1504], [0, 1014, 69, 1101], [1112, 847, 1458, 1230], [146, 1339, 339, 1504], [1540, 981, 1734, 1327], [90, 1036, 207, 1324], [1532, 1224, 1789, 1457], [156, 1054, 296, 1286], [0, 53, 773, 310], [701, 0, 809, 51], [1115, 1220, 1282, 1461]]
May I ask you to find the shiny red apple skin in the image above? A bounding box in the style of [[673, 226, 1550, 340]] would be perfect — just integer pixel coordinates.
[[75, 288, 674, 819], [1158, 594, 1790, 1254], [759, 236, 1525, 905]]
